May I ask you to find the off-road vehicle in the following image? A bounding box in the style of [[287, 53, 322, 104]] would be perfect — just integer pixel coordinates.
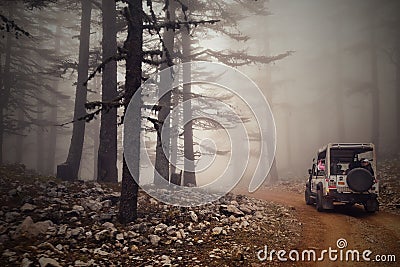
[[305, 143, 379, 212]]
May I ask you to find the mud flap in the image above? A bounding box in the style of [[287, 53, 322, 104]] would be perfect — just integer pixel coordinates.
[[322, 197, 334, 210]]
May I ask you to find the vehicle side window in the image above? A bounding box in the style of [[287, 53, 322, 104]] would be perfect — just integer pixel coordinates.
[[316, 159, 326, 176], [312, 164, 317, 177]]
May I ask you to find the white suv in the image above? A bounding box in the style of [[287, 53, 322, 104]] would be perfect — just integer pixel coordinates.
[[305, 143, 379, 213]]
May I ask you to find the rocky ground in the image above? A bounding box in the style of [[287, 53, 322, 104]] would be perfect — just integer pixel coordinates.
[[377, 156, 400, 214], [0, 165, 301, 267]]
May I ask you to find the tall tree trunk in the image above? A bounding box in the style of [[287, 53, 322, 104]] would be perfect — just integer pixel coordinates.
[[119, 0, 142, 224], [286, 111, 293, 170], [0, 24, 13, 165], [0, 52, 3, 165], [57, 0, 92, 181], [170, 88, 180, 182], [267, 158, 279, 185], [335, 21, 345, 142], [154, 1, 176, 184], [370, 22, 380, 155], [182, 26, 196, 186], [92, 76, 100, 180], [15, 107, 24, 163], [46, 24, 61, 175], [262, 20, 279, 185], [97, 0, 118, 183], [36, 94, 44, 173], [396, 64, 400, 154], [93, 118, 100, 180]]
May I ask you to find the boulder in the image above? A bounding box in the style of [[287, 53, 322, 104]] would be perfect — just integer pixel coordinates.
[[14, 216, 53, 238], [38, 257, 62, 267]]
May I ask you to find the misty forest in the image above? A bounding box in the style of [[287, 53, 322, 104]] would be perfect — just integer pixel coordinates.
[[0, 0, 399, 266]]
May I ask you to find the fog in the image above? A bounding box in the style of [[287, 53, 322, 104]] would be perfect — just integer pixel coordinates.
[[1, 0, 399, 185], [238, 0, 399, 178]]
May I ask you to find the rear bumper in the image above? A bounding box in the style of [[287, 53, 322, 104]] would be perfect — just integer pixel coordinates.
[[326, 190, 378, 204]]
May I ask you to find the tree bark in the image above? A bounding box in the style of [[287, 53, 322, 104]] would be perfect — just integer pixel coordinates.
[[36, 93, 44, 173], [267, 158, 279, 185], [119, 0, 142, 224], [170, 88, 180, 183], [0, 52, 3, 165], [15, 106, 24, 163], [0, 24, 13, 165], [57, 0, 92, 180], [370, 20, 380, 155], [335, 21, 345, 142], [182, 26, 196, 186], [263, 36, 279, 184], [154, 1, 176, 184], [396, 64, 400, 154], [97, 0, 118, 183], [46, 24, 61, 175]]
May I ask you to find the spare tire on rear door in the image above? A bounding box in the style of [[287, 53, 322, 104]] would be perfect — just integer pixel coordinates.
[[346, 168, 374, 192]]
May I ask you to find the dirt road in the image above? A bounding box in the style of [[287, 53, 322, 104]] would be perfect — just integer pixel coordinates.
[[248, 189, 400, 266]]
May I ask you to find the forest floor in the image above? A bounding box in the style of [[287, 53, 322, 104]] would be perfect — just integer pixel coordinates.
[[0, 164, 300, 267], [0, 158, 399, 267]]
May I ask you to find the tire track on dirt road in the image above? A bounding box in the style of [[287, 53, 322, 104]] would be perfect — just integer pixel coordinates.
[[246, 189, 400, 267]]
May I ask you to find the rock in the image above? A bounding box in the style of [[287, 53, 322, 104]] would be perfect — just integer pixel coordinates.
[[212, 227, 223, 235], [93, 248, 109, 256], [38, 242, 58, 252], [98, 213, 113, 222], [189, 211, 198, 222], [70, 227, 84, 237], [74, 260, 94, 266], [0, 234, 9, 244], [21, 257, 33, 267], [116, 233, 124, 241], [14, 216, 53, 238], [20, 203, 37, 212], [166, 225, 176, 235], [220, 205, 244, 217], [5, 211, 20, 222], [47, 189, 58, 198], [38, 257, 62, 267], [72, 205, 84, 212], [102, 222, 115, 230], [83, 200, 102, 212], [240, 221, 249, 228], [101, 193, 120, 205], [101, 200, 112, 208], [94, 230, 110, 241], [160, 255, 171, 265], [2, 249, 16, 257], [239, 204, 253, 214], [154, 223, 168, 234], [8, 189, 17, 196], [149, 234, 161, 246], [57, 225, 67, 235]]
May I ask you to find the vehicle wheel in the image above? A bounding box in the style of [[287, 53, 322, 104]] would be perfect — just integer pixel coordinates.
[[364, 199, 379, 213], [316, 188, 324, 212], [305, 187, 313, 205]]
